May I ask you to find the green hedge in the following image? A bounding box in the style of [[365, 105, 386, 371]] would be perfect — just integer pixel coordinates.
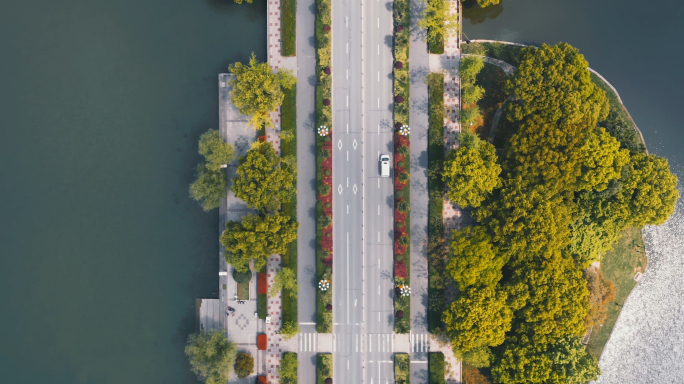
[[258, 293, 267, 319], [280, 352, 298, 384], [232, 267, 252, 284], [315, 0, 333, 333], [428, 352, 446, 384], [281, 83, 299, 327], [427, 73, 446, 333], [395, 353, 411, 384], [317, 354, 333, 384], [281, 0, 296, 56]]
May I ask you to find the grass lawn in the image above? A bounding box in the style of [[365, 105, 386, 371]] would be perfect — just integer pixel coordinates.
[[586, 226, 646, 359], [317, 354, 332, 384], [472, 63, 506, 139], [281, 83, 298, 327], [281, 0, 296, 57], [461, 42, 524, 67], [428, 352, 446, 384], [237, 281, 249, 300]]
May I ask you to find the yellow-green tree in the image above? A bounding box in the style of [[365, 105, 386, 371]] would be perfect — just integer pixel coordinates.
[[459, 56, 485, 84], [617, 153, 679, 226], [504, 43, 609, 126], [268, 267, 299, 298], [221, 212, 298, 272], [185, 330, 238, 384], [492, 333, 554, 384], [198, 129, 236, 172], [278, 352, 298, 384], [576, 127, 629, 192], [448, 226, 505, 290], [443, 133, 501, 208], [547, 335, 601, 384], [418, 0, 459, 44], [445, 286, 513, 356], [228, 52, 296, 129], [232, 141, 296, 212]]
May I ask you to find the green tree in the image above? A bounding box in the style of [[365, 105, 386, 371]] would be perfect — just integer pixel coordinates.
[[459, 56, 485, 85], [548, 336, 601, 384], [460, 345, 494, 369], [279, 321, 301, 341], [418, 0, 459, 44], [268, 267, 299, 298], [221, 212, 299, 273], [443, 135, 501, 208], [459, 106, 481, 127], [504, 43, 609, 126], [232, 141, 296, 212], [617, 153, 679, 226], [444, 286, 513, 354], [228, 52, 296, 129], [185, 330, 238, 384], [189, 164, 227, 211], [462, 83, 485, 104], [234, 353, 254, 379], [476, 0, 500, 7], [279, 352, 298, 384], [577, 127, 629, 192], [198, 129, 236, 172], [492, 333, 553, 384], [448, 226, 506, 290]]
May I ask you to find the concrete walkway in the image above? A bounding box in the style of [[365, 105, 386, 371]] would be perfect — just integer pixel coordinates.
[[408, 0, 430, 382], [293, 0, 318, 381]]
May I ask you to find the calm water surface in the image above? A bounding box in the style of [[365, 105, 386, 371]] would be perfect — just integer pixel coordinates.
[[0, 0, 264, 383]]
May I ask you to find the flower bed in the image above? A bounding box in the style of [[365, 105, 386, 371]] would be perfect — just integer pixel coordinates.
[[394, 0, 411, 334], [257, 334, 267, 350], [315, 0, 333, 333]]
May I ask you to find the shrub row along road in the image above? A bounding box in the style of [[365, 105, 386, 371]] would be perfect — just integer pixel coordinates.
[[332, 0, 395, 382]]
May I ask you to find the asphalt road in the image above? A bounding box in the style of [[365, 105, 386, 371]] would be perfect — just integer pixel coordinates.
[[332, 0, 395, 382]]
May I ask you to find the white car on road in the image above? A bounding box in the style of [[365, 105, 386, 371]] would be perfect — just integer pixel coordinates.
[[380, 155, 391, 177]]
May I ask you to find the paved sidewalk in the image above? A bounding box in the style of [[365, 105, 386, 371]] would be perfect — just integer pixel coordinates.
[[265, 255, 284, 383], [409, 0, 430, 381]]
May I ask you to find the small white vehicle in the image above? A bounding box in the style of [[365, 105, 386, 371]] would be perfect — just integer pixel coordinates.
[[380, 155, 391, 177]]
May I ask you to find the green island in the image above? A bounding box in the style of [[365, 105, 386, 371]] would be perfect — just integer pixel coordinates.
[[440, 42, 679, 384]]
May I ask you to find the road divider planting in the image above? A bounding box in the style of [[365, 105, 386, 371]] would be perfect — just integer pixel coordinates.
[[315, 0, 333, 333], [317, 353, 332, 384], [393, 0, 411, 334]]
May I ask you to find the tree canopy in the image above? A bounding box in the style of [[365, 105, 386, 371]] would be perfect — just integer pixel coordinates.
[[189, 164, 227, 211], [443, 133, 501, 208], [221, 212, 299, 273], [418, 0, 459, 45], [185, 330, 237, 384], [268, 267, 299, 298], [228, 52, 296, 129], [504, 43, 609, 126], [232, 141, 296, 212], [459, 56, 485, 84], [198, 129, 235, 172], [234, 353, 254, 379], [448, 226, 505, 290], [279, 352, 298, 384]]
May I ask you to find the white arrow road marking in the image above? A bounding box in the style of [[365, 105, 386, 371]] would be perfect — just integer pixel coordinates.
[[338, 139, 343, 150], [353, 184, 358, 194], [353, 139, 358, 149], [338, 185, 343, 195]]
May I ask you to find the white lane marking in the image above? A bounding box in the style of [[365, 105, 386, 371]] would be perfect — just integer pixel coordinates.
[[346, 69, 349, 79], [378, 71, 380, 82], [377, 17, 379, 28], [378, 124, 379, 135], [310, 333, 313, 351], [377, 44, 379, 55], [347, 232, 350, 324], [378, 258, 380, 266], [378, 205, 380, 215], [348, 360, 350, 370], [378, 231, 380, 242], [347, 205, 349, 214], [355, 299, 357, 306], [347, 151, 348, 161], [346, 123, 349, 133], [377, 98, 380, 108], [347, 95, 349, 107], [347, 177, 349, 187], [378, 285, 380, 296], [346, 16, 348, 27], [299, 322, 315, 325], [391, 335, 394, 352], [378, 179, 380, 188], [356, 334, 359, 352], [369, 334, 372, 352]]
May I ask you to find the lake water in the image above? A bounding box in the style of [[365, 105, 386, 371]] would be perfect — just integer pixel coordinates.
[[0, 0, 264, 383], [0, 0, 681, 382]]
